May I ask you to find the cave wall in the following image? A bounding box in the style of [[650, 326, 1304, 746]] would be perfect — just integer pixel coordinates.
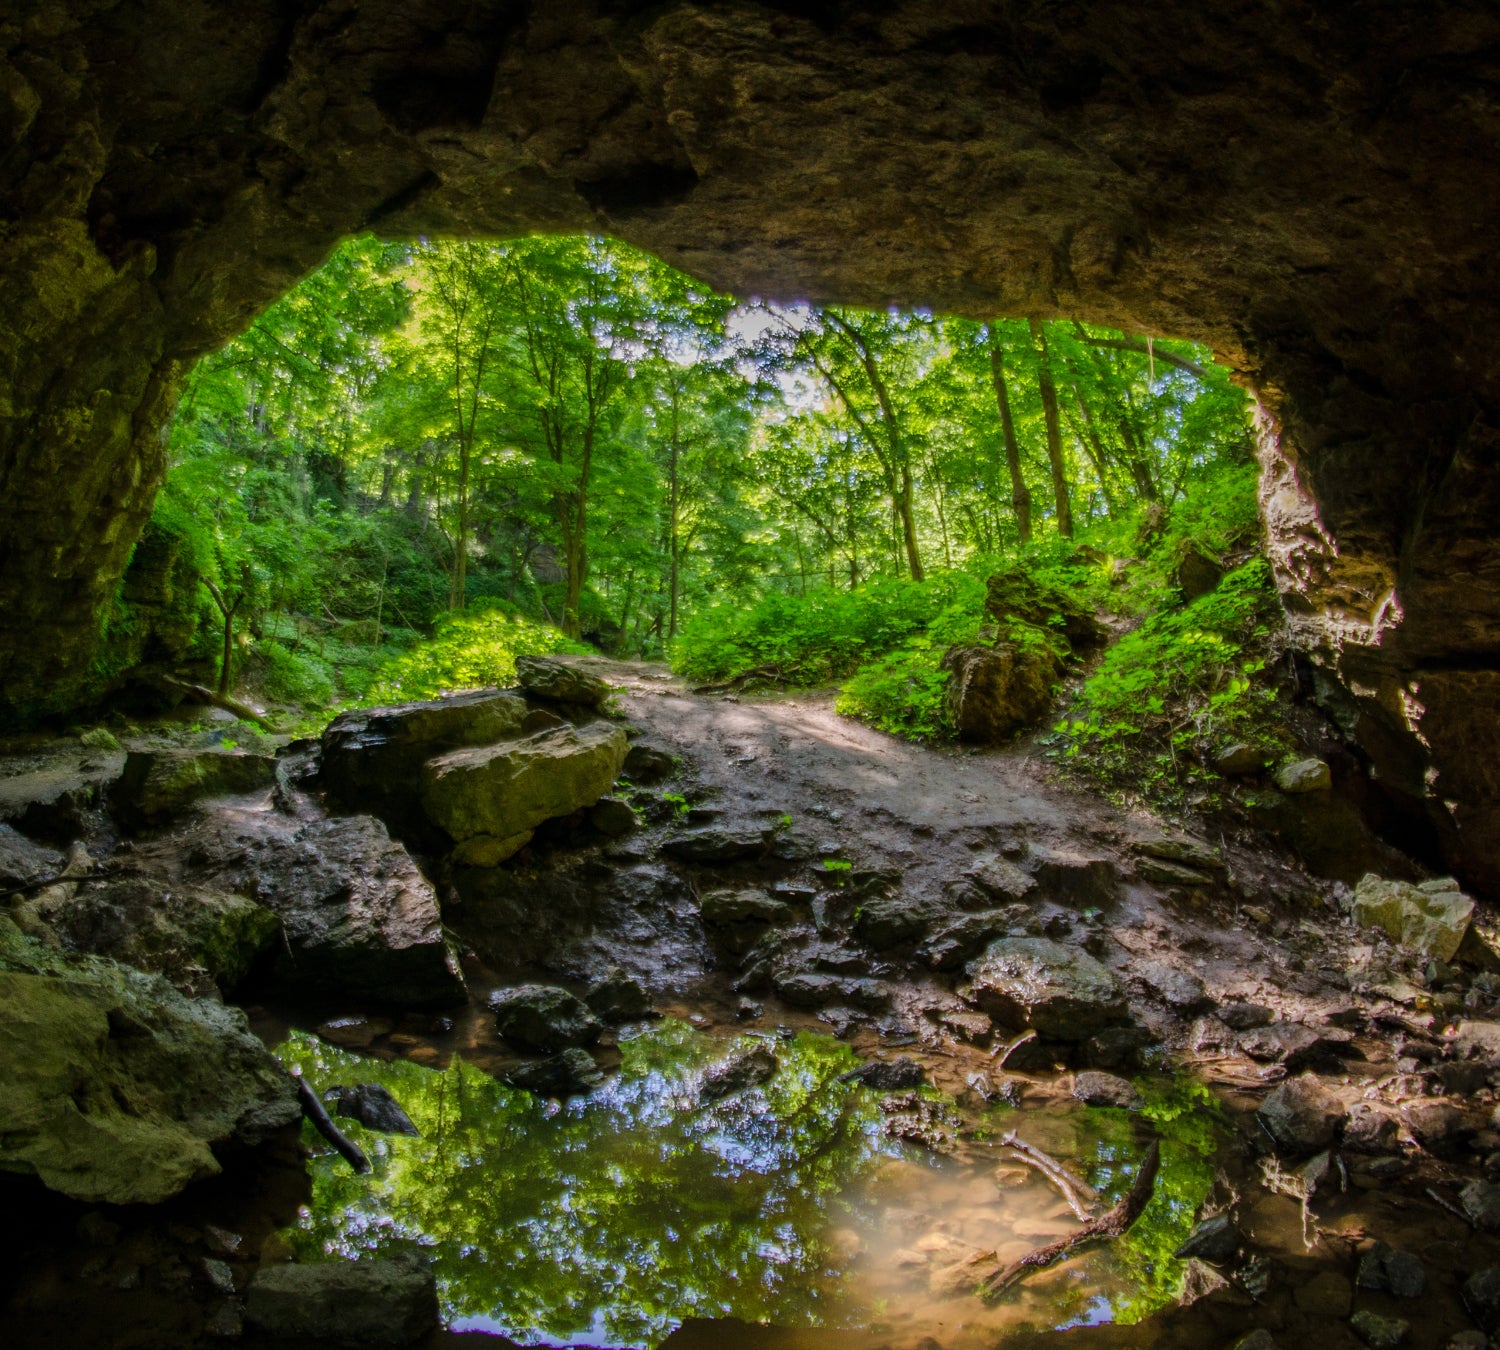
[[3, 0, 1500, 887]]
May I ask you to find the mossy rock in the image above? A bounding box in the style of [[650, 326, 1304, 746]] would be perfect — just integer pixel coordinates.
[[983, 565, 1104, 652]]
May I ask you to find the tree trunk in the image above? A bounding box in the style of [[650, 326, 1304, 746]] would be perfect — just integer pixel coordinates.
[[988, 328, 1033, 543], [1028, 319, 1073, 539]]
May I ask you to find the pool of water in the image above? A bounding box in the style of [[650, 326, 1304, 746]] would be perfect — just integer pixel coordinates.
[[275, 1022, 1217, 1348]]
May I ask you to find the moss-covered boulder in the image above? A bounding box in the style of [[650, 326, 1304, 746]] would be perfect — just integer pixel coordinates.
[[44, 876, 280, 995], [941, 643, 1060, 743], [421, 722, 627, 864], [515, 655, 610, 708], [112, 748, 275, 826], [321, 689, 538, 821], [0, 917, 300, 1204], [984, 565, 1105, 651]]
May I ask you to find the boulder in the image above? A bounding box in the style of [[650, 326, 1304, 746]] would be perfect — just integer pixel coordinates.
[[1274, 757, 1332, 793], [112, 749, 275, 825], [1348, 1311, 1408, 1350], [774, 972, 891, 1012], [662, 825, 769, 863], [219, 814, 466, 1007], [1462, 1179, 1500, 1232], [1072, 1069, 1143, 1109], [584, 969, 654, 1023], [45, 876, 280, 995], [321, 688, 533, 819], [941, 643, 1059, 744], [325, 1083, 419, 1136], [1219, 1001, 1273, 1030], [917, 909, 1026, 971], [1214, 742, 1268, 776], [1174, 540, 1225, 600], [1256, 1075, 1342, 1153], [503, 1048, 604, 1097], [1356, 1242, 1425, 1298], [623, 741, 676, 782], [421, 722, 628, 863], [983, 565, 1104, 649], [964, 937, 1128, 1039], [0, 918, 301, 1204], [853, 895, 934, 949], [1135, 959, 1209, 1011], [0, 823, 65, 889], [589, 796, 637, 836], [963, 854, 1036, 903], [1351, 873, 1475, 961], [514, 654, 610, 707], [1173, 1214, 1241, 1264], [700, 887, 792, 926], [245, 1256, 438, 1347], [489, 984, 601, 1052], [1026, 844, 1119, 907]]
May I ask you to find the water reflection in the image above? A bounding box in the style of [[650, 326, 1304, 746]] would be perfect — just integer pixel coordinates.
[[275, 1022, 1218, 1348]]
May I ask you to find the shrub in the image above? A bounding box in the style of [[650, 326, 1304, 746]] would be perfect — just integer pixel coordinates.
[[835, 641, 953, 741], [256, 641, 337, 707]]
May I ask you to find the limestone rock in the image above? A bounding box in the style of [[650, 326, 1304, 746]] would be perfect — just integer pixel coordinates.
[[220, 814, 465, 1007], [489, 984, 601, 1053], [1462, 1179, 1500, 1232], [964, 937, 1127, 1040], [983, 566, 1104, 649], [244, 1256, 438, 1347], [1257, 1075, 1343, 1153], [46, 876, 279, 995], [515, 655, 609, 707], [963, 853, 1036, 903], [584, 969, 653, 1023], [321, 689, 533, 820], [0, 823, 64, 889], [1214, 743, 1268, 776], [503, 1048, 604, 1098], [774, 972, 891, 1012], [0, 920, 300, 1204], [326, 1083, 419, 1136], [622, 742, 675, 782], [589, 795, 636, 836], [1135, 959, 1209, 1011], [112, 749, 274, 825], [699, 888, 791, 926], [1351, 873, 1475, 961], [917, 910, 1026, 971], [1072, 1069, 1143, 1109], [1274, 758, 1332, 793], [853, 895, 934, 949], [941, 643, 1059, 744], [1173, 1214, 1240, 1264], [662, 825, 768, 863], [1025, 843, 1119, 907], [421, 722, 628, 859]]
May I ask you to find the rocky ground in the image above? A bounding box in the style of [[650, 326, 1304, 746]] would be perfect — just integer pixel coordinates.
[[4, 657, 1500, 1348]]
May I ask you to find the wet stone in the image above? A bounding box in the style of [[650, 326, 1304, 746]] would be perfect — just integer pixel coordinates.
[[1462, 1179, 1500, 1232], [1174, 1214, 1241, 1264], [1025, 843, 1118, 908], [622, 741, 675, 783], [201, 1258, 236, 1294], [0, 823, 64, 890], [699, 887, 791, 926], [1257, 1075, 1343, 1153], [775, 972, 891, 1012], [1343, 1103, 1402, 1154], [1404, 1100, 1474, 1154], [589, 796, 637, 837], [1464, 1266, 1500, 1334], [503, 1048, 604, 1098], [584, 969, 653, 1023], [1356, 1242, 1425, 1298], [489, 984, 602, 1053], [245, 1255, 439, 1346], [964, 936, 1127, 1040], [1136, 959, 1209, 1010], [963, 854, 1036, 903], [1275, 757, 1332, 793], [1220, 1001, 1274, 1030], [325, 1083, 419, 1136], [662, 827, 768, 863], [1349, 1310, 1409, 1350], [1215, 743, 1268, 776], [839, 1056, 926, 1090], [853, 895, 934, 949], [1071, 1070, 1143, 1110]]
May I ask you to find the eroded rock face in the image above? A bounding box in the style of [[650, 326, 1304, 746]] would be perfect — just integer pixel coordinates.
[[4, 3, 1500, 889], [0, 917, 301, 1204]]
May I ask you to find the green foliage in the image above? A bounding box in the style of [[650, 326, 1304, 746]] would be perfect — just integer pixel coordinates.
[[1049, 557, 1288, 804], [835, 641, 952, 741], [254, 641, 337, 706], [673, 572, 986, 686], [363, 601, 588, 704]]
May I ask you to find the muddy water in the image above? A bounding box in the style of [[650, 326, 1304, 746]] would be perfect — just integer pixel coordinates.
[[273, 1021, 1216, 1349]]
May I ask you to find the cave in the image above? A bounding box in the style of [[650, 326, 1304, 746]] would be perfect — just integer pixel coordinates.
[[5, 3, 1500, 1345]]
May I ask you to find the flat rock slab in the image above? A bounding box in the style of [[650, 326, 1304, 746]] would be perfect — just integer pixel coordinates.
[[0, 917, 300, 1204], [964, 936, 1127, 1039], [1025, 843, 1119, 907], [700, 887, 792, 926], [516, 655, 610, 707], [662, 825, 769, 863], [0, 823, 65, 889], [422, 721, 627, 863], [113, 749, 274, 825], [245, 1257, 438, 1347], [0, 758, 121, 843], [1257, 1074, 1343, 1154]]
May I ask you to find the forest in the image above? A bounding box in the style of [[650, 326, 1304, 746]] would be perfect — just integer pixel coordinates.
[[107, 232, 1262, 797]]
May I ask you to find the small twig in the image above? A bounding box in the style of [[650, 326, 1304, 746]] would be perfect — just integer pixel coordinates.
[[293, 1071, 371, 1174], [991, 1029, 1037, 1068], [1002, 1131, 1099, 1208], [1426, 1186, 1472, 1226], [1004, 1146, 1093, 1222], [981, 1141, 1161, 1298]]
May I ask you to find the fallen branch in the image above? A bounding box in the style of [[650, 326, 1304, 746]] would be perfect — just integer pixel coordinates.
[[156, 675, 279, 733], [981, 1140, 1160, 1299], [1001, 1131, 1099, 1222], [691, 664, 790, 695], [293, 1071, 371, 1174]]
